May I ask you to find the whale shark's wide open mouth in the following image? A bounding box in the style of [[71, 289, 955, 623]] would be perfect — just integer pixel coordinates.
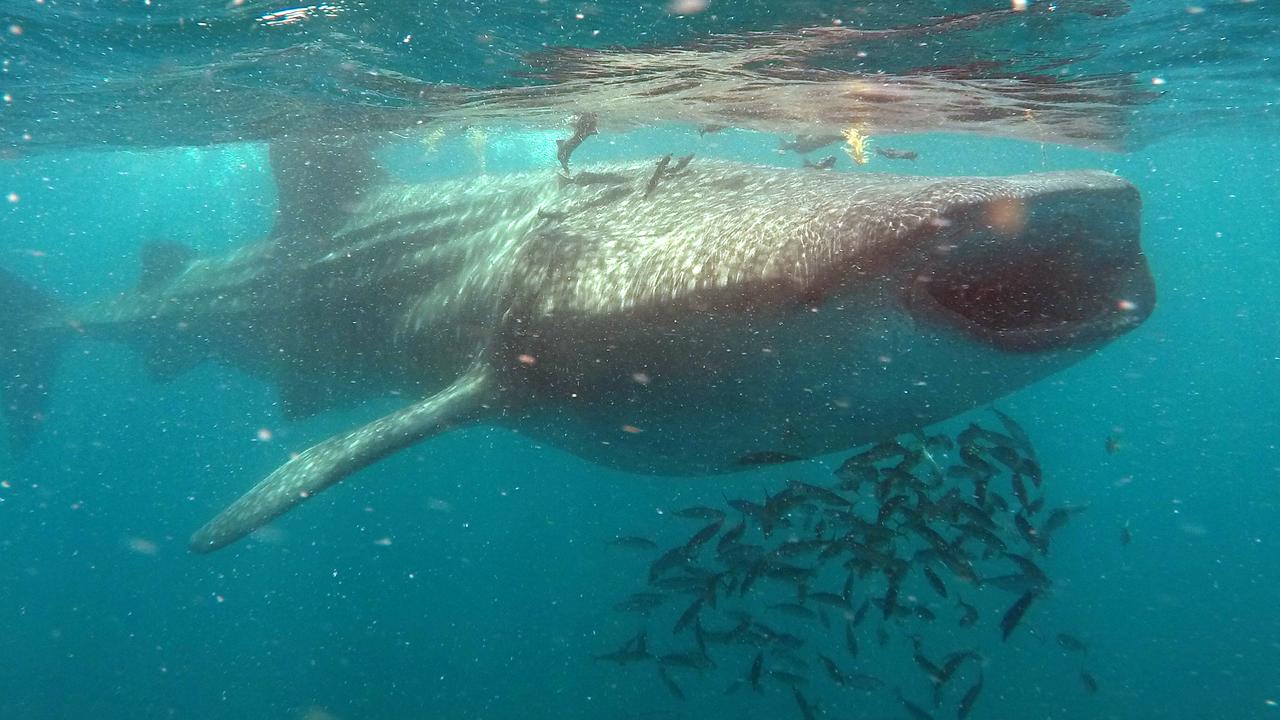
[[908, 173, 1155, 352]]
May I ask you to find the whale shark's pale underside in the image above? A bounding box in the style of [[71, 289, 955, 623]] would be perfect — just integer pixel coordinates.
[[0, 139, 1155, 553]]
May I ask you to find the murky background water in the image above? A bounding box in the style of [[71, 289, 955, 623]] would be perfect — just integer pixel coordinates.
[[1, 2, 1277, 719]]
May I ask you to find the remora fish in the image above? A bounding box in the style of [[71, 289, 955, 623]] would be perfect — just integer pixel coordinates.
[[779, 133, 844, 154], [556, 112, 599, 174], [874, 147, 919, 161], [803, 155, 837, 170], [0, 142, 1156, 553]]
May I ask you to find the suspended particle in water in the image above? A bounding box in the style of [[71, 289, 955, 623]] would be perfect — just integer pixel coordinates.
[[127, 537, 159, 556], [668, 0, 709, 13]]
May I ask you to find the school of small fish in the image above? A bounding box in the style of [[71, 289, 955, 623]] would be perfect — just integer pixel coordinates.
[[599, 410, 1101, 719]]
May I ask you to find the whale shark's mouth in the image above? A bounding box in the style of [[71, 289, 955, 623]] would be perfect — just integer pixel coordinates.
[[907, 175, 1155, 352]]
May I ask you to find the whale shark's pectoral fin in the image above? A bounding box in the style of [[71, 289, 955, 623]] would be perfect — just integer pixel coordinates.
[[189, 368, 494, 554]]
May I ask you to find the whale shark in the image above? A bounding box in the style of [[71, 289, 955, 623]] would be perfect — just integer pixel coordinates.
[[0, 139, 1155, 553]]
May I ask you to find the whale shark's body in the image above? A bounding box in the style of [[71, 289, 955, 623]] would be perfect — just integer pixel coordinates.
[[0, 140, 1155, 552]]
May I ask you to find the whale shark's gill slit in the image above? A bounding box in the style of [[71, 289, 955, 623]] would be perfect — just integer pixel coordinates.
[[335, 209, 458, 247]]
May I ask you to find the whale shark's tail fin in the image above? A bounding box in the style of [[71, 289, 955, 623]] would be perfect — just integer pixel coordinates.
[[188, 366, 494, 553], [0, 268, 67, 456]]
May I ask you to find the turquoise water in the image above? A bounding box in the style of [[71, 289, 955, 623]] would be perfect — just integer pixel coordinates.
[[2, 2, 1278, 719]]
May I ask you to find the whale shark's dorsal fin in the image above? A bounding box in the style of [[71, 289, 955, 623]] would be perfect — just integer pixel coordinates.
[[269, 134, 387, 247], [189, 367, 494, 553]]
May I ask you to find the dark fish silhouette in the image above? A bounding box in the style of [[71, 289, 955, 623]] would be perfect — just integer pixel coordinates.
[[786, 479, 852, 507], [658, 651, 714, 670], [769, 602, 817, 619], [682, 520, 724, 554], [736, 450, 802, 466], [913, 645, 945, 686], [793, 687, 817, 720], [717, 519, 747, 554], [898, 690, 936, 720], [923, 566, 949, 598], [1015, 513, 1047, 554], [1003, 552, 1051, 588], [748, 650, 763, 691], [990, 407, 1035, 457], [939, 650, 980, 685], [1080, 670, 1099, 694], [672, 505, 726, 520], [818, 653, 850, 687], [650, 545, 692, 582], [1011, 473, 1031, 510], [983, 573, 1047, 595], [615, 592, 667, 614], [803, 155, 837, 170], [673, 597, 704, 635], [1000, 589, 1040, 641], [779, 133, 843, 154], [957, 671, 984, 719], [844, 621, 860, 658], [657, 666, 686, 700], [874, 146, 919, 161], [852, 598, 872, 626], [769, 669, 809, 687], [1056, 633, 1088, 654], [607, 535, 657, 550], [845, 672, 883, 691], [809, 591, 850, 608], [1042, 505, 1089, 537], [596, 630, 651, 664]]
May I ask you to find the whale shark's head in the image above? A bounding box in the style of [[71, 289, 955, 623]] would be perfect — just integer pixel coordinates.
[[761, 169, 1157, 444], [508, 165, 1156, 472]]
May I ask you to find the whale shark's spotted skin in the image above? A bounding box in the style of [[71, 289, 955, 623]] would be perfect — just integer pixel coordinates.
[[7, 147, 1155, 553]]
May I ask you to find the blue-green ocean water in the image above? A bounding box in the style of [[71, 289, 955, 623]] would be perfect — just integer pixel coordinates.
[[2, 2, 1278, 719]]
